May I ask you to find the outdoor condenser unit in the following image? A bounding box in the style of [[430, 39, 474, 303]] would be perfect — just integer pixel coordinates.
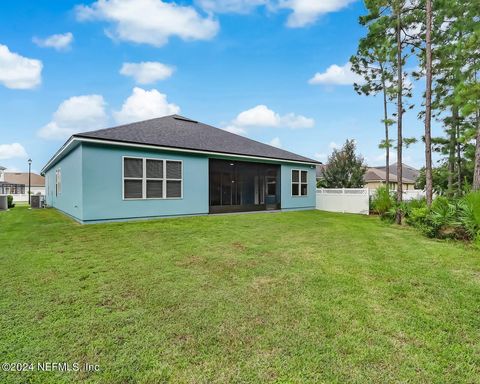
[[0, 195, 7, 211], [30, 195, 44, 209]]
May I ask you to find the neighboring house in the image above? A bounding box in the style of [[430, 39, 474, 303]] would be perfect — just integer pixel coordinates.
[[364, 163, 420, 190], [41, 115, 319, 223], [315, 164, 327, 184], [316, 162, 420, 191], [0, 166, 28, 196], [4, 172, 45, 195]]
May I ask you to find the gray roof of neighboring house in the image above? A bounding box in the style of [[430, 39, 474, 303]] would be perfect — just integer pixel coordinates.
[[74, 115, 318, 164], [365, 163, 419, 184], [316, 164, 327, 179]]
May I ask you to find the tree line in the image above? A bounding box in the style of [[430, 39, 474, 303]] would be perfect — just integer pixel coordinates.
[[350, 0, 479, 224]]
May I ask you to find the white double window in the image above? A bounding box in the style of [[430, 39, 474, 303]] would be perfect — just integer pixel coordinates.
[[123, 157, 182, 199], [291, 169, 308, 196]]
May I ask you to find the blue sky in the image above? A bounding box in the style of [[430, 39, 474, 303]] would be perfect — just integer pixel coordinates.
[[0, 0, 438, 174]]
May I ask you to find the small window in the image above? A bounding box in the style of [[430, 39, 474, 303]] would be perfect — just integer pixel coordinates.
[[146, 159, 163, 178], [166, 180, 182, 198], [124, 157, 144, 199], [55, 168, 62, 196], [292, 169, 308, 196], [146, 159, 163, 198], [166, 161, 182, 198], [124, 158, 143, 178], [146, 180, 163, 198], [124, 180, 143, 199]]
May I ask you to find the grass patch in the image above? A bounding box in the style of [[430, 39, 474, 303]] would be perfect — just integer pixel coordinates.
[[1, 207, 480, 383]]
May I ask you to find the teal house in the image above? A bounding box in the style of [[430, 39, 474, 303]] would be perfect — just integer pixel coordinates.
[[41, 115, 319, 223]]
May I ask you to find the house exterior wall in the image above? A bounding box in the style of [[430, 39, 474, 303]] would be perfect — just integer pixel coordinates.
[[45, 142, 317, 223], [280, 164, 316, 210], [81, 143, 209, 222], [45, 144, 83, 221]]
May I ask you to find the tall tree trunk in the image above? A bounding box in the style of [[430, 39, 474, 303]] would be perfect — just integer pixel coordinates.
[[381, 68, 390, 191], [424, 0, 433, 206], [474, 110, 480, 191], [395, 7, 403, 225], [453, 106, 462, 195], [447, 124, 456, 197]]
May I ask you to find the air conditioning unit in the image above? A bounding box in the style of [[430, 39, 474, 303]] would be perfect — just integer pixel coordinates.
[[0, 195, 7, 211], [31, 195, 44, 209]]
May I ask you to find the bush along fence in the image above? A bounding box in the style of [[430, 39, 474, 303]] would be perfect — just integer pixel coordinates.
[[370, 186, 480, 244]]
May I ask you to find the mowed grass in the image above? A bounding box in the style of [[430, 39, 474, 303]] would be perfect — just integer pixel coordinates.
[[1, 207, 480, 383]]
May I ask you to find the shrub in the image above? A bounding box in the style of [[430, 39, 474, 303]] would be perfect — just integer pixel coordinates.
[[458, 191, 480, 240], [7, 195, 15, 208], [370, 186, 395, 220]]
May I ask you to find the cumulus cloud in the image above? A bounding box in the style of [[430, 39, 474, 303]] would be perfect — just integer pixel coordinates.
[[223, 125, 247, 135], [113, 87, 180, 124], [309, 62, 364, 86], [314, 152, 327, 162], [76, 0, 219, 47], [0, 143, 28, 160], [196, 0, 354, 27], [33, 32, 74, 51], [233, 105, 314, 129], [38, 95, 108, 140], [279, 0, 356, 28], [196, 0, 267, 13], [269, 137, 282, 148], [223, 105, 314, 136], [120, 62, 174, 84], [0, 44, 42, 89]]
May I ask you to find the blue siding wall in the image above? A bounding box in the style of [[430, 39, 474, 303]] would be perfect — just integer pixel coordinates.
[[280, 164, 316, 210], [81, 143, 209, 222], [44, 141, 317, 222], [45, 144, 84, 221]]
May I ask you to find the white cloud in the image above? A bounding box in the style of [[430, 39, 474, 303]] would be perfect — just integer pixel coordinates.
[[309, 62, 364, 86], [233, 105, 314, 129], [314, 152, 327, 162], [196, 0, 354, 27], [113, 87, 180, 124], [234, 105, 278, 127], [0, 44, 42, 89], [76, 0, 219, 47], [33, 32, 74, 51], [196, 0, 267, 13], [38, 95, 108, 140], [223, 125, 247, 135], [0, 143, 28, 160], [279, 0, 356, 27], [329, 141, 340, 150], [120, 62, 174, 84], [269, 137, 282, 148]]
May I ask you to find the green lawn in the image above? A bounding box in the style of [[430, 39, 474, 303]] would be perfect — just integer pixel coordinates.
[[1, 207, 480, 383]]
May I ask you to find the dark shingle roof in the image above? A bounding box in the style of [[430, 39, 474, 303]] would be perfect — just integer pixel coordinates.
[[74, 115, 318, 164]]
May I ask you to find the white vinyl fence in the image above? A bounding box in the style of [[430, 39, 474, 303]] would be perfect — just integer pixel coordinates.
[[316, 188, 426, 215], [9, 194, 29, 202], [316, 188, 370, 215]]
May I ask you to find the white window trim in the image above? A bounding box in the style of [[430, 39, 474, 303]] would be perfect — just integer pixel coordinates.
[[122, 156, 183, 200], [291, 169, 308, 197]]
